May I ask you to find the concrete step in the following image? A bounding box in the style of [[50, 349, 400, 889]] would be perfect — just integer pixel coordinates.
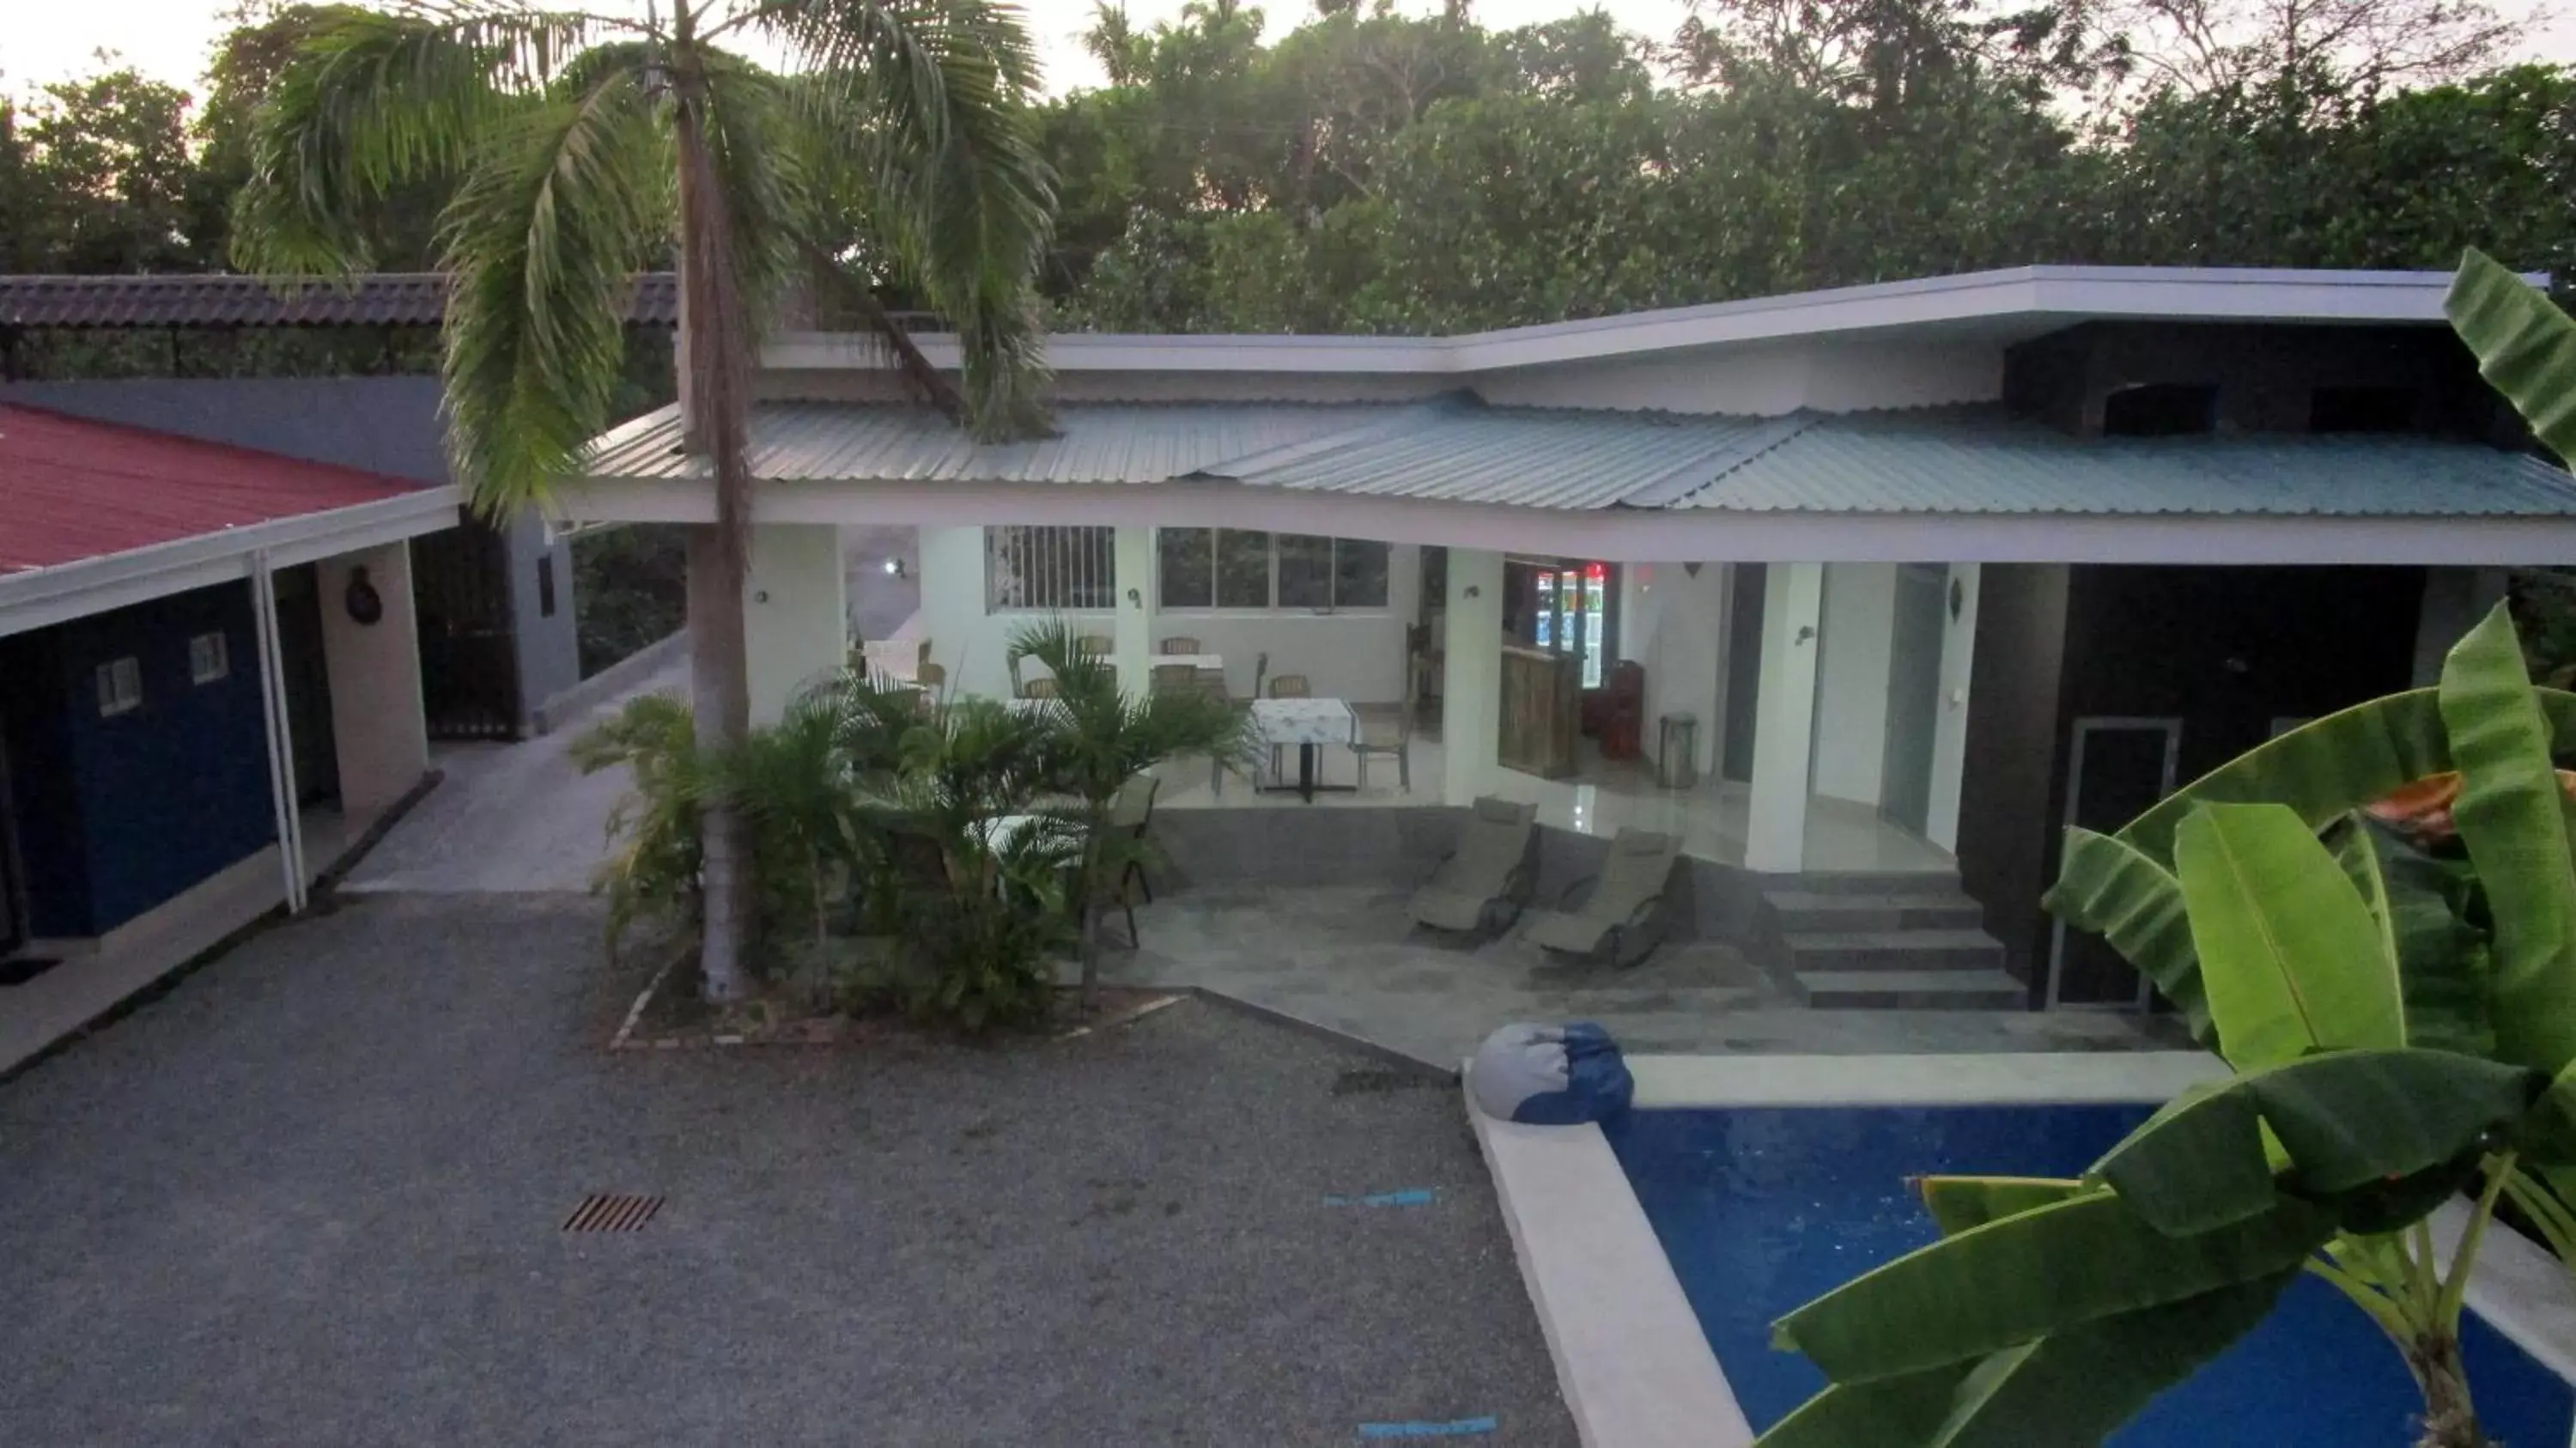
[[1772, 870, 1967, 896], [1795, 969, 2030, 1010], [1783, 928, 2006, 974], [1766, 891, 1984, 933]]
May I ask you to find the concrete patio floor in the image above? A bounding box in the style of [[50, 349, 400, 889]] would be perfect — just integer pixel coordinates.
[[0, 892, 1575, 1447], [1103, 885, 2180, 1068]]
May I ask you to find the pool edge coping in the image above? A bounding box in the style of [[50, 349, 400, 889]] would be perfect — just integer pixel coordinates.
[[1473, 1050, 2576, 1447]]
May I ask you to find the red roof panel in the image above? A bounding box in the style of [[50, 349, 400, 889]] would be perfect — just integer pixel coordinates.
[[0, 404, 427, 575]]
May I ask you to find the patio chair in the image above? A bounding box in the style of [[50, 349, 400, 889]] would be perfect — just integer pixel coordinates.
[[1520, 829, 1680, 968], [1021, 676, 1060, 700], [1105, 774, 1161, 941], [1078, 635, 1115, 656], [1261, 673, 1313, 781], [1152, 663, 1200, 693], [1160, 636, 1201, 655], [1409, 796, 1540, 937], [1351, 700, 1413, 793]]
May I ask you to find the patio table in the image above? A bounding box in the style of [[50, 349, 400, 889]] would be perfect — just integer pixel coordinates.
[[1250, 697, 1358, 802]]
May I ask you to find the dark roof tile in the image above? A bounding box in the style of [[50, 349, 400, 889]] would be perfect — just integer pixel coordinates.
[[0, 272, 677, 328]]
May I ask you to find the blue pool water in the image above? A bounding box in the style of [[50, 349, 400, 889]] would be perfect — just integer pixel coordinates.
[[1603, 1104, 2576, 1446]]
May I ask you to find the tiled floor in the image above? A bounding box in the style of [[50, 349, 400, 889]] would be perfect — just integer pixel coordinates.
[[1147, 734, 1958, 874], [1103, 885, 2182, 1069]]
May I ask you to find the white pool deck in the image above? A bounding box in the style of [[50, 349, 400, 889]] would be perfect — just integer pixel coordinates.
[[1470, 1052, 2576, 1448]]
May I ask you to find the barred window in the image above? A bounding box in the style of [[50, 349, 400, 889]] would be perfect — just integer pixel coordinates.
[[985, 526, 1117, 611], [1157, 530, 1389, 611]]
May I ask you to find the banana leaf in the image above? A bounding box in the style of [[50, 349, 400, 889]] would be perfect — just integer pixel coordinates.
[[2089, 1048, 2543, 1237], [2441, 604, 2576, 1074], [1756, 1271, 2296, 1448], [2331, 815, 2497, 1059], [1919, 1176, 2084, 1235], [2111, 686, 2576, 867], [2447, 247, 2576, 464], [2173, 804, 2401, 1068], [1768, 1189, 2335, 1384], [2044, 830, 2210, 1043]]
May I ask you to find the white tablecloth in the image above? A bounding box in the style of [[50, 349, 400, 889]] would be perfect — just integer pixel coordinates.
[[1251, 697, 1357, 747], [1151, 653, 1223, 672]]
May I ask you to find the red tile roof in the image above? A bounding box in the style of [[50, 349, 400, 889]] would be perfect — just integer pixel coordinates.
[[0, 404, 426, 575]]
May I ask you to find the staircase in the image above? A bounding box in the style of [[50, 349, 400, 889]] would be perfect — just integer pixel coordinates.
[[1760, 873, 2026, 1010]]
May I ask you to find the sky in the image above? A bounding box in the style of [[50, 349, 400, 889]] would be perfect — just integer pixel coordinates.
[[4, 0, 2572, 104]]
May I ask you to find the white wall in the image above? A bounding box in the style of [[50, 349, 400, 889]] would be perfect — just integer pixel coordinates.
[[314, 542, 429, 819], [1621, 562, 1728, 778], [1475, 338, 2005, 415], [916, 525, 1419, 703], [1811, 563, 1899, 806]]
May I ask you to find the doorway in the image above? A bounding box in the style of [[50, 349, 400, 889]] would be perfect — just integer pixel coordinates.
[[2047, 717, 2180, 1008], [1878, 564, 1948, 835], [273, 567, 340, 807], [1719, 563, 1765, 783], [0, 727, 21, 956]]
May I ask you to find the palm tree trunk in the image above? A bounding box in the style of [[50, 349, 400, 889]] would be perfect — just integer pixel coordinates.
[[1078, 818, 1105, 1013], [2408, 1332, 2489, 1448], [674, 73, 759, 1004]]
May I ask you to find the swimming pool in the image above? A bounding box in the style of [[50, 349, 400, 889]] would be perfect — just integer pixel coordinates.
[[1603, 1103, 2576, 1446]]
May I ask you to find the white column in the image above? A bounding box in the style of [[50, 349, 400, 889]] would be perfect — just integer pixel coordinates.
[[315, 542, 430, 821], [1746, 562, 1825, 873], [1924, 563, 1981, 854], [246, 553, 306, 912], [743, 523, 848, 727], [1634, 562, 1728, 779], [1810, 563, 1899, 807], [1112, 526, 1154, 698], [1443, 548, 1504, 805]]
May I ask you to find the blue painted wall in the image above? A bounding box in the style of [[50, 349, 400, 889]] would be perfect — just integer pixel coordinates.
[[0, 581, 276, 938]]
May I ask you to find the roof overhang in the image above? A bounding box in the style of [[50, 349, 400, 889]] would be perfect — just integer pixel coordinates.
[[0, 485, 463, 639], [550, 474, 2576, 568], [762, 265, 2515, 377]]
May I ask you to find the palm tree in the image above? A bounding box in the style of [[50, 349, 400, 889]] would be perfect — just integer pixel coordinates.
[[230, 0, 1057, 1000], [1007, 618, 1255, 1007]]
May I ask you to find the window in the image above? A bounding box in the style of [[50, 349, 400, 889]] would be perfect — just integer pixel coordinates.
[[985, 526, 1116, 611], [96, 656, 142, 717], [2101, 383, 2218, 438], [188, 632, 230, 684], [2308, 386, 2415, 435], [537, 555, 558, 617], [1157, 530, 1391, 611]]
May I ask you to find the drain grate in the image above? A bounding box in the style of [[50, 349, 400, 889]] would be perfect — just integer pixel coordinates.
[[1331, 1068, 1449, 1096], [562, 1194, 662, 1232]]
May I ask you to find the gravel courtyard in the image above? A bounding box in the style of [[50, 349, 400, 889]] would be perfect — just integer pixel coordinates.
[[0, 892, 1576, 1446]]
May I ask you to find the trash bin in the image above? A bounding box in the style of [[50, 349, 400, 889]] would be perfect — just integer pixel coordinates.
[[1656, 713, 1699, 790]]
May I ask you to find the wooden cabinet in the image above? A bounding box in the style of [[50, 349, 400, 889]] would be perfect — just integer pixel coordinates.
[[1499, 645, 1579, 779]]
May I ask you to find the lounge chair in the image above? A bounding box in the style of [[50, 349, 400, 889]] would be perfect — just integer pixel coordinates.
[[1410, 796, 1540, 936], [1522, 829, 1680, 968]]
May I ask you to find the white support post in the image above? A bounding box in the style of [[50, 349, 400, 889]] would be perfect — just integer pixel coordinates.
[[315, 542, 429, 822], [1443, 548, 1504, 805], [1924, 563, 1981, 854], [1112, 526, 1154, 698], [1746, 562, 1825, 873], [742, 523, 849, 727], [246, 551, 307, 914]]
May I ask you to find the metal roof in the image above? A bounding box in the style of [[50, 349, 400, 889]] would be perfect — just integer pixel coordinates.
[[0, 272, 677, 328], [0, 404, 424, 575], [584, 398, 2576, 519], [1672, 409, 2576, 515], [0, 377, 452, 482], [586, 401, 1398, 484]]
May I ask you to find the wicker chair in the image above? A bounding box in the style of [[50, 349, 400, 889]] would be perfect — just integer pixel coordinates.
[[1266, 674, 1311, 698], [1021, 677, 1060, 700], [1078, 635, 1115, 656], [1159, 637, 1202, 655], [1351, 699, 1413, 793], [1102, 774, 1162, 945], [1151, 663, 1200, 693]]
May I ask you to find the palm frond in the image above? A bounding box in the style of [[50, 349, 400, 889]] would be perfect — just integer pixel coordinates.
[[440, 58, 671, 516], [231, 3, 611, 276], [695, 56, 808, 340], [756, 0, 1057, 439]]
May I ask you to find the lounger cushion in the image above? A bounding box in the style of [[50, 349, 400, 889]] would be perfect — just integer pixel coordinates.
[[1412, 887, 1493, 934], [1521, 908, 1604, 955]]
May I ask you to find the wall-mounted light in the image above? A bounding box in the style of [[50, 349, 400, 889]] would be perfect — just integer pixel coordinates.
[[1464, 585, 1482, 599], [1948, 577, 1965, 621], [882, 556, 908, 580], [343, 567, 384, 626], [1795, 624, 1816, 645], [1126, 587, 1142, 606]]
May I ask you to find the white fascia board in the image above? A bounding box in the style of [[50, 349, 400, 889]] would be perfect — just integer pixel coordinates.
[[550, 475, 2576, 568], [0, 486, 461, 640], [757, 265, 2491, 379]]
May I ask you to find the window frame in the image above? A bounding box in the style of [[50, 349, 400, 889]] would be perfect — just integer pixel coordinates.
[[1152, 529, 1392, 614], [187, 631, 230, 685], [96, 655, 143, 717], [983, 525, 1119, 614]]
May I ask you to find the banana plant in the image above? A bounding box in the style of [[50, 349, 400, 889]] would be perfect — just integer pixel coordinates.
[[1757, 605, 2576, 1448]]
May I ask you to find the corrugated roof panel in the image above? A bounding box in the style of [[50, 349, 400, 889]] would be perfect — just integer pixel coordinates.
[[587, 402, 1396, 484], [1674, 410, 2576, 515], [1215, 408, 1780, 509], [0, 272, 677, 328]]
